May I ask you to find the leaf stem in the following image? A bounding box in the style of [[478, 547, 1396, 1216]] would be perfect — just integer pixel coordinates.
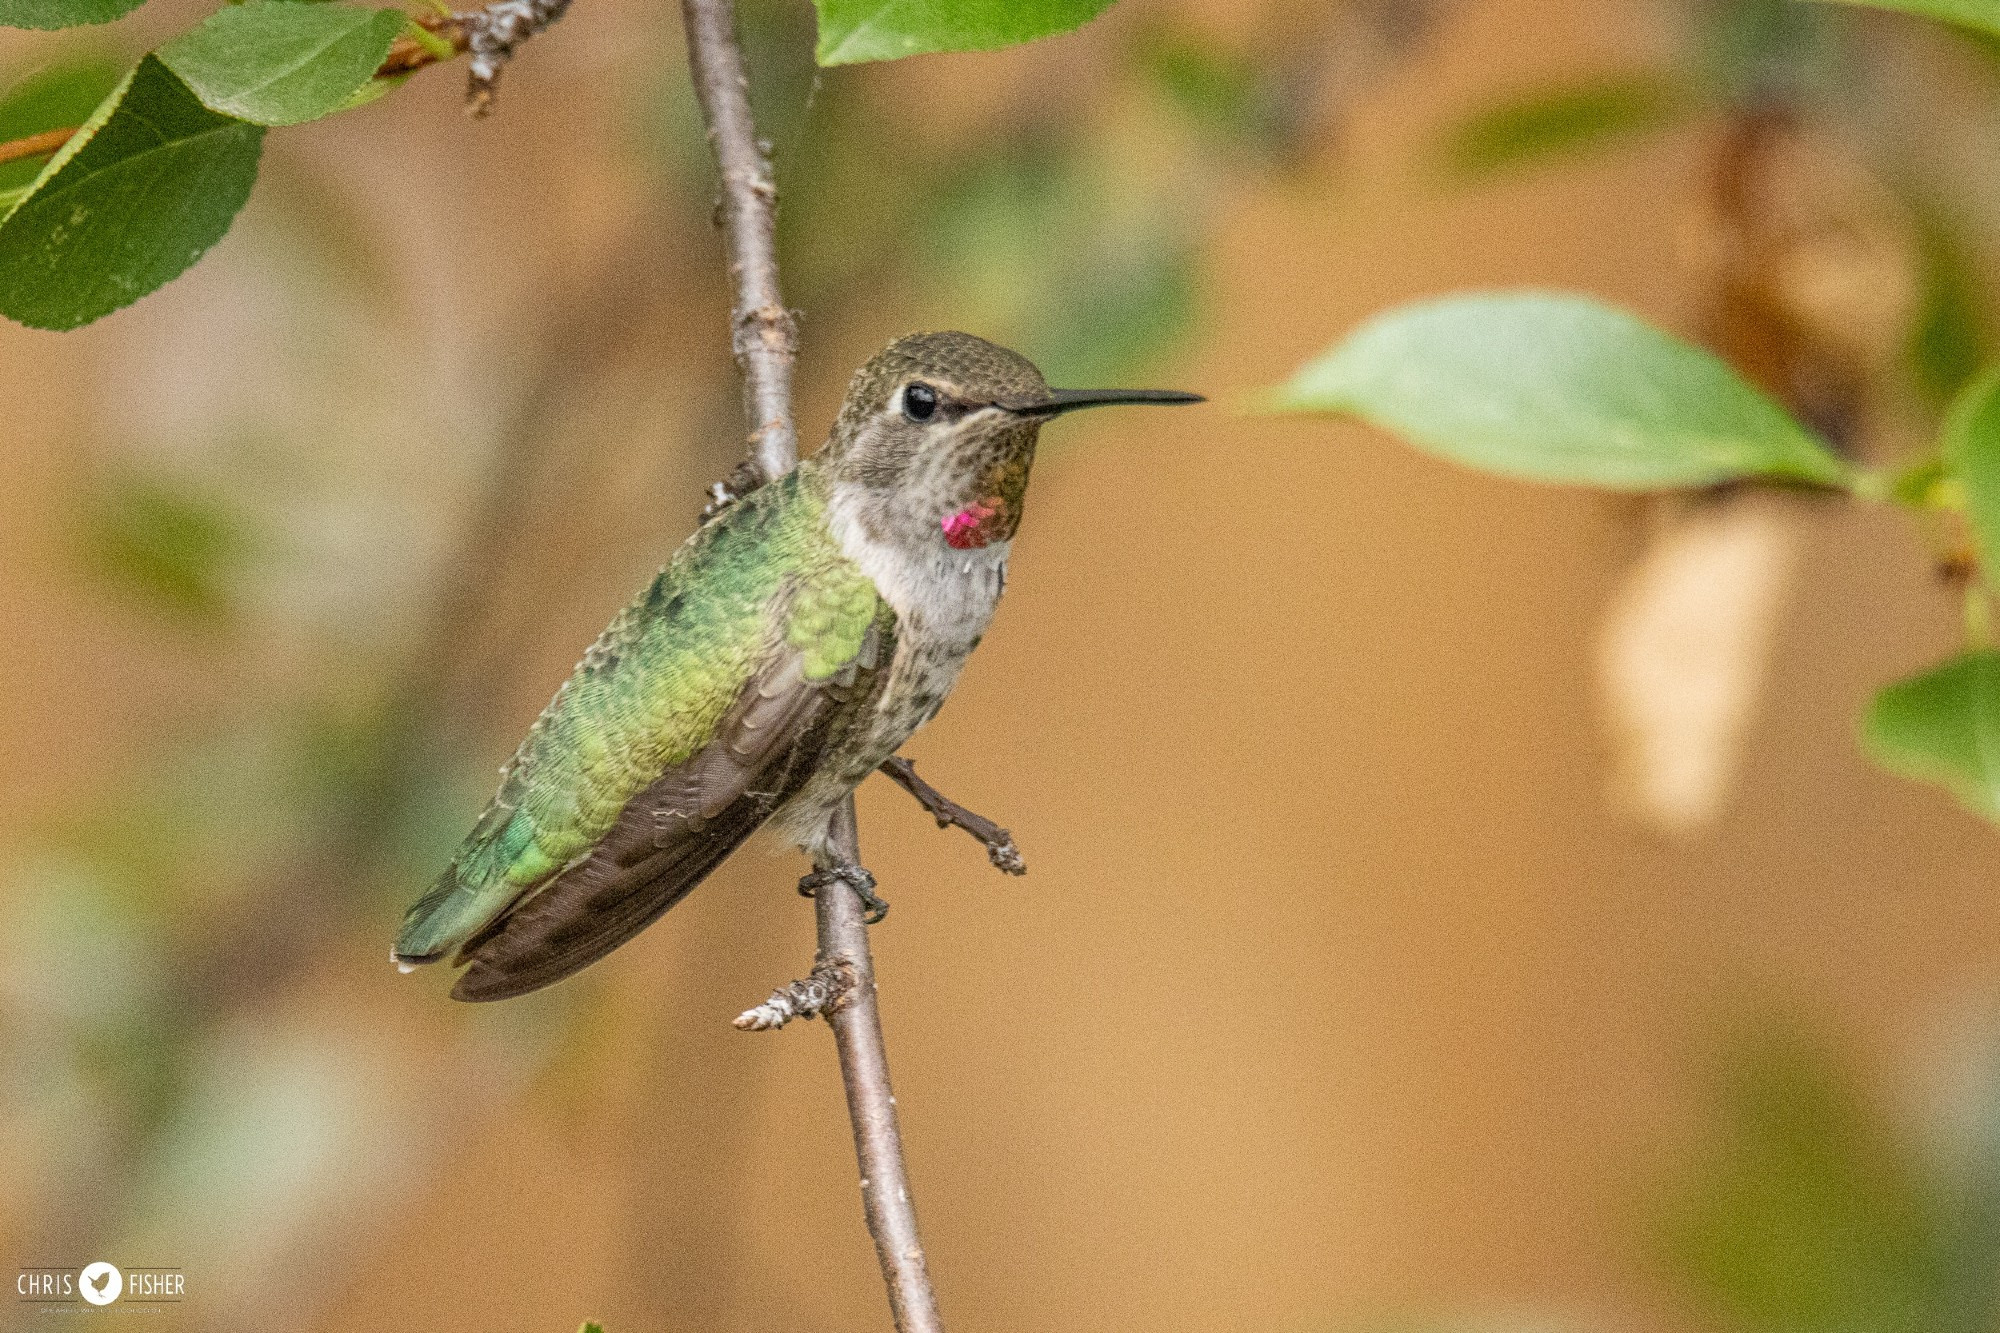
[[0, 127, 76, 170], [403, 17, 460, 63]]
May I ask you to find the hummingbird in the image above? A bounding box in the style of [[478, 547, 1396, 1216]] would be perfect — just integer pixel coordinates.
[[394, 331, 1201, 1001]]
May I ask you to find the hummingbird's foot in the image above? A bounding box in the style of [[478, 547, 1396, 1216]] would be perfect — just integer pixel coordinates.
[[798, 863, 889, 924], [878, 756, 1027, 875], [700, 459, 768, 522]]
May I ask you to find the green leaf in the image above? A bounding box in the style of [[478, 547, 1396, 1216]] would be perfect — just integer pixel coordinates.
[[1442, 75, 1690, 177], [0, 0, 145, 32], [1944, 370, 2000, 581], [1268, 292, 1850, 489], [813, 0, 1114, 65], [0, 56, 264, 330], [79, 470, 251, 623], [1133, 27, 1261, 141], [1663, 1032, 1944, 1333], [1911, 212, 1992, 407], [578, 1324, 606, 1333], [0, 57, 126, 190], [1865, 651, 2000, 820], [1810, 0, 2000, 39], [159, 2, 404, 126]]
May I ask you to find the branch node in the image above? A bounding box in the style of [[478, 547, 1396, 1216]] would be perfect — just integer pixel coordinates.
[[458, 0, 574, 116], [734, 955, 857, 1031]]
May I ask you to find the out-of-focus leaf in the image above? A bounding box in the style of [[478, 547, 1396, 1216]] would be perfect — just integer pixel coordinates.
[[917, 141, 1196, 385], [1932, 1042, 2000, 1333], [1133, 27, 1262, 142], [1665, 1033, 1943, 1333], [0, 0, 144, 32], [1865, 651, 2000, 821], [579, 1323, 606, 1333], [1442, 75, 1689, 177], [1029, 238, 1196, 387], [0, 56, 264, 330], [813, 0, 1114, 65], [0, 57, 125, 191], [1699, 0, 1846, 103], [1268, 292, 1850, 489], [79, 471, 250, 622], [159, 2, 404, 126], [1811, 0, 2000, 38], [1944, 370, 2000, 578], [1911, 213, 1992, 406]]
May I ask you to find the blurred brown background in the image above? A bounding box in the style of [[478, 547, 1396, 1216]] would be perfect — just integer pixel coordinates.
[[5, 0, 2000, 1329]]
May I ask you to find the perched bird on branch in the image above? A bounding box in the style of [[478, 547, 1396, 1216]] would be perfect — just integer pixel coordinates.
[[394, 331, 1199, 1000]]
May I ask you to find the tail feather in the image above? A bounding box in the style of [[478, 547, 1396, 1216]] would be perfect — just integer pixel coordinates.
[[393, 806, 533, 965]]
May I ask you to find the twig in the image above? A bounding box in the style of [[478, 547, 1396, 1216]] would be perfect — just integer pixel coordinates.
[[675, 1, 941, 1329], [678, 0, 800, 486], [0, 0, 559, 169], [733, 954, 854, 1030], [879, 756, 1025, 875], [815, 798, 946, 1333], [460, 0, 573, 116]]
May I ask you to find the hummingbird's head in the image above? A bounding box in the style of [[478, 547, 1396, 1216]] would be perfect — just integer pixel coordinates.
[[822, 331, 1201, 552]]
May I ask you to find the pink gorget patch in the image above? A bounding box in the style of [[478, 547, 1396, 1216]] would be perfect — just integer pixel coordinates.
[[941, 499, 1006, 550]]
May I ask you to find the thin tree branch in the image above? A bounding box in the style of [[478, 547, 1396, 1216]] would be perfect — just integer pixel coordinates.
[[733, 954, 854, 1030], [815, 798, 946, 1333], [678, 0, 800, 486], [0, 0, 565, 168], [460, 0, 573, 116], [879, 756, 1025, 875], [676, 2, 940, 1329]]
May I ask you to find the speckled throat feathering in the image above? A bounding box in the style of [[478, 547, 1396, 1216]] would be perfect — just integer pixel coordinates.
[[394, 331, 1201, 1001]]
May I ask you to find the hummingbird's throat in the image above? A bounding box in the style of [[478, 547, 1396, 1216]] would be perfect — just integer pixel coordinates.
[[941, 498, 1010, 550]]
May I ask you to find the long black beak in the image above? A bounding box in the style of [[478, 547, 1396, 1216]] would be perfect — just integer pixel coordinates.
[[1000, 388, 1205, 416]]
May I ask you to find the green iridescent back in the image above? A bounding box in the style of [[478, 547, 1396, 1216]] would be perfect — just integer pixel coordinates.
[[395, 463, 879, 962]]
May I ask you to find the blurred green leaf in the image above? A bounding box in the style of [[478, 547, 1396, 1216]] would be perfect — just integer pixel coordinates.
[[0, 56, 263, 330], [159, 2, 404, 126], [1134, 27, 1261, 142], [1944, 370, 2000, 580], [0, 0, 145, 32], [1665, 1033, 1942, 1333], [1811, 0, 2000, 38], [1267, 292, 1850, 489], [813, 0, 1114, 65], [1029, 238, 1196, 387], [917, 139, 1196, 385], [80, 471, 250, 623], [1933, 1043, 2000, 1333], [1911, 213, 1992, 407], [1865, 651, 2000, 821], [1698, 0, 1846, 103], [578, 1324, 606, 1333], [0, 56, 125, 191], [1442, 76, 1689, 178]]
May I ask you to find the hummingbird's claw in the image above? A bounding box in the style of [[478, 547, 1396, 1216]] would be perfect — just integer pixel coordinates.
[[797, 863, 889, 924]]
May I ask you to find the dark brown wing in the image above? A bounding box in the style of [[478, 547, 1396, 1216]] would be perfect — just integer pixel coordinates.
[[449, 622, 885, 1002]]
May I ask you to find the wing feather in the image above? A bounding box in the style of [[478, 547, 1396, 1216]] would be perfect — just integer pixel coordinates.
[[447, 617, 884, 1001]]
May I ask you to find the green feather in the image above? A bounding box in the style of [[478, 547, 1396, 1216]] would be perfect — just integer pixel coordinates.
[[395, 464, 878, 962]]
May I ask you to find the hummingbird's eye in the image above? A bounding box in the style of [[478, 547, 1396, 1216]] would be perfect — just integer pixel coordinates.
[[902, 382, 939, 423]]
